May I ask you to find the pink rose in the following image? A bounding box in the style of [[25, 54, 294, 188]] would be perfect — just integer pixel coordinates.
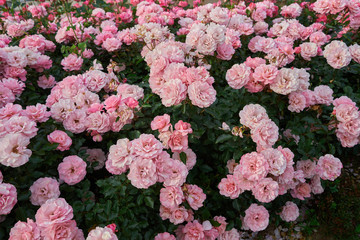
[[291, 182, 311, 200], [86, 148, 106, 170], [280, 201, 299, 222], [106, 138, 131, 175], [296, 160, 316, 179], [188, 81, 216, 108], [58, 156, 87, 185], [24, 103, 50, 123], [237, 152, 269, 182], [299, 42, 318, 61], [314, 85, 333, 106], [218, 175, 243, 199], [83, 70, 110, 92], [316, 154, 343, 181], [160, 186, 184, 210], [61, 54, 83, 71], [128, 157, 157, 189], [40, 220, 81, 240], [35, 198, 73, 228], [47, 130, 72, 151], [155, 232, 176, 240], [216, 43, 235, 61], [261, 148, 287, 176], [323, 41, 352, 69], [130, 134, 163, 158], [87, 226, 118, 240], [288, 92, 307, 113], [185, 184, 206, 210], [252, 178, 279, 203], [239, 104, 268, 129], [251, 119, 279, 148], [29, 177, 60, 206], [252, 64, 278, 85], [104, 95, 121, 112], [9, 219, 41, 240], [243, 204, 269, 232], [174, 120, 192, 136], [218, 228, 240, 240], [0, 183, 17, 215], [158, 159, 188, 187], [183, 220, 205, 239], [0, 133, 32, 168], [151, 114, 171, 132], [225, 64, 252, 89], [159, 79, 187, 107], [168, 131, 188, 153], [172, 148, 197, 170]]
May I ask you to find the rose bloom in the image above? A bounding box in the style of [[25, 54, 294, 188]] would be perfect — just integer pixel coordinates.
[[174, 120, 193, 136], [58, 156, 87, 185], [251, 119, 279, 148], [83, 69, 110, 92], [239, 104, 268, 129], [159, 78, 187, 107], [334, 104, 359, 123], [0, 133, 32, 168], [9, 218, 41, 240], [182, 220, 205, 239], [291, 182, 311, 200], [317, 154, 343, 181], [261, 148, 287, 176], [47, 130, 72, 151], [314, 85, 333, 106], [310, 175, 324, 194], [252, 64, 278, 85], [106, 138, 132, 174], [87, 226, 118, 240], [160, 186, 184, 210], [213, 216, 227, 234], [323, 41, 352, 69], [280, 201, 299, 222], [29, 177, 60, 206], [185, 184, 206, 210], [243, 204, 269, 232], [172, 148, 197, 170], [61, 53, 83, 71], [349, 43, 360, 63], [168, 131, 188, 153], [296, 160, 316, 179], [270, 68, 300, 95], [40, 220, 81, 240], [237, 152, 269, 182], [299, 42, 318, 61], [218, 175, 243, 199], [128, 157, 157, 189], [218, 228, 240, 240], [131, 134, 163, 158], [252, 177, 279, 203], [24, 103, 50, 123], [35, 198, 73, 228], [288, 91, 307, 113], [0, 183, 17, 215], [151, 114, 171, 132], [158, 159, 188, 187], [188, 81, 216, 108], [225, 63, 251, 89], [197, 34, 217, 55], [155, 232, 176, 240], [226, 159, 238, 174]]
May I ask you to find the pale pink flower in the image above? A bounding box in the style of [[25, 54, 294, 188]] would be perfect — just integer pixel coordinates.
[[218, 228, 240, 240], [86, 148, 106, 170], [63, 110, 87, 134], [226, 159, 238, 174], [270, 68, 299, 95], [188, 81, 216, 108], [296, 160, 316, 179], [182, 220, 205, 239], [151, 114, 171, 132], [83, 70, 110, 92], [185, 184, 206, 210], [128, 157, 157, 189], [251, 119, 279, 148], [58, 156, 87, 185], [349, 44, 360, 63], [29, 177, 60, 206], [314, 85, 333, 106], [169, 206, 189, 225], [106, 138, 131, 174], [218, 175, 243, 199], [261, 148, 287, 176], [24, 104, 50, 123], [317, 154, 343, 181], [197, 34, 217, 55], [213, 216, 227, 234], [217, 43, 235, 60], [9, 218, 41, 240], [252, 64, 278, 85], [102, 38, 122, 52], [237, 152, 269, 182], [225, 64, 252, 89], [291, 182, 311, 200], [288, 91, 307, 113], [310, 175, 324, 194], [252, 177, 279, 203], [158, 159, 188, 187], [160, 186, 184, 210], [86, 112, 111, 133], [159, 79, 187, 107], [323, 41, 352, 69], [86, 227, 118, 240], [174, 120, 193, 136], [40, 220, 81, 240], [155, 232, 176, 240], [239, 104, 268, 129], [35, 198, 73, 228], [61, 54, 83, 71], [168, 131, 188, 153], [131, 134, 163, 158], [5, 115, 38, 138], [0, 133, 32, 167], [243, 204, 269, 232], [47, 130, 72, 151], [280, 202, 299, 222], [0, 183, 17, 215]]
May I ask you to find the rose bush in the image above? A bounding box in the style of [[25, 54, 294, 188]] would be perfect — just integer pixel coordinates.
[[0, 0, 359, 239]]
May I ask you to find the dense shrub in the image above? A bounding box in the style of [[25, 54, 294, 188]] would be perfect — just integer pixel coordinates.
[[0, 0, 359, 239]]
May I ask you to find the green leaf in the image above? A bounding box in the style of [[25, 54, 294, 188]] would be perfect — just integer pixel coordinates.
[[215, 134, 233, 144], [144, 196, 154, 209]]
